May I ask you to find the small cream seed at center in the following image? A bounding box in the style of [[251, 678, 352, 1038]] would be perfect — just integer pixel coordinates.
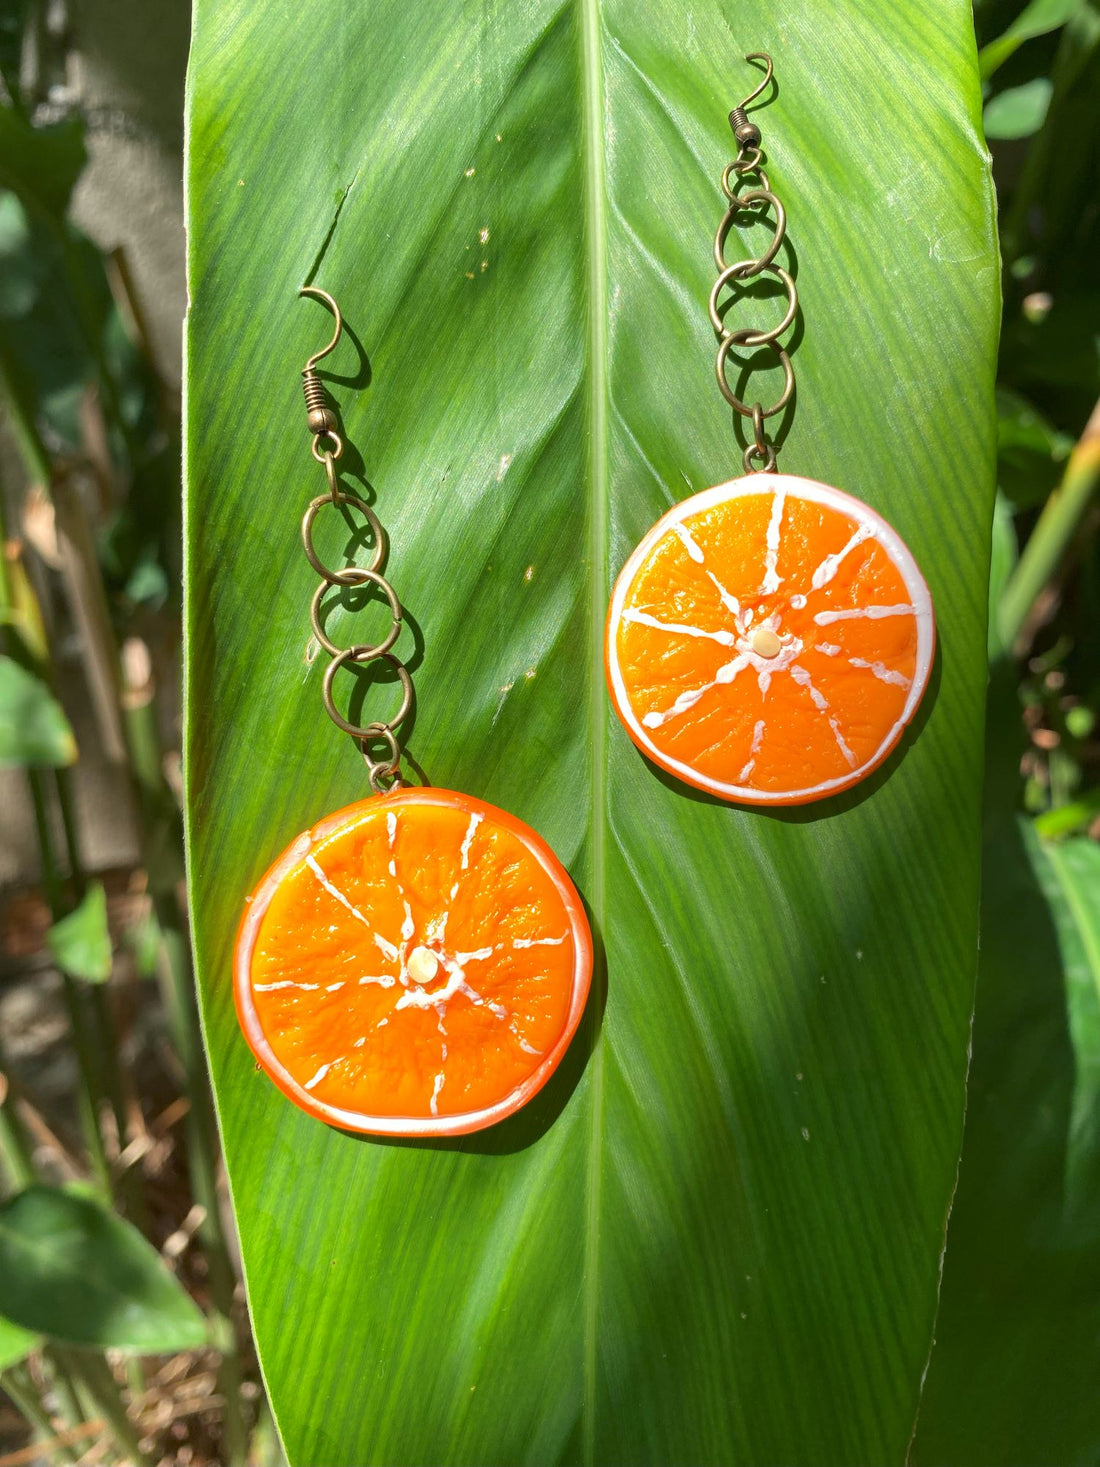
[[408, 946, 439, 985], [751, 628, 782, 659]]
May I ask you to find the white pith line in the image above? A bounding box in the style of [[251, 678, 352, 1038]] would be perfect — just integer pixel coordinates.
[[305, 853, 398, 962], [511, 1022, 541, 1056], [810, 523, 874, 589], [304, 1057, 342, 1091], [849, 657, 912, 688], [814, 604, 916, 624], [789, 665, 857, 767], [706, 569, 741, 618], [761, 489, 785, 593], [675, 522, 705, 562], [459, 812, 482, 873], [430, 1072, 444, 1116], [738, 718, 766, 783], [622, 608, 737, 645], [642, 654, 749, 729], [254, 980, 321, 992]]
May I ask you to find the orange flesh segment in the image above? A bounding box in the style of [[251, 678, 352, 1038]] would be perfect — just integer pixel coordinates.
[[240, 793, 588, 1126], [607, 475, 934, 804]]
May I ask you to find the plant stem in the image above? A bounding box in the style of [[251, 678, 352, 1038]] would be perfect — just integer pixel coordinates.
[[53, 769, 149, 1234], [0, 1365, 84, 1465], [153, 892, 247, 1465], [27, 771, 113, 1200], [0, 1048, 37, 1193], [999, 400, 1100, 653], [41, 1350, 85, 1435], [121, 654, 247, 1463], [52, 1348, 149, 1467]]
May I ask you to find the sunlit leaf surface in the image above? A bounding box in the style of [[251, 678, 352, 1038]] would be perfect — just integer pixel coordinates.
[[185, 1, 998, 1460]]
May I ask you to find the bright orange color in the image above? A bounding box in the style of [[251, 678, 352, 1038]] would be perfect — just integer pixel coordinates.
[[606, 473, 935, 805], [234, 788, 592, 1136]]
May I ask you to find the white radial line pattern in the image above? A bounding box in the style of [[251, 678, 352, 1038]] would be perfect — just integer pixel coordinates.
[[304, 1054, 346, 1091], [450, 934, 568, 959], [814, 604, 915, 625], [384, 812, 415, 947], [789, 665, 857, 767], [814, 643, 841, 657], [510, 1020, 541, 1056], [393, 952, 509, 1022], [848, 657, 912, 688], [305, 854, 398, 963], [429, 1071, 444, 1116], [761, 489, 786, 594], [431, 812, 485, 946], [674, 521, 705, 563], [448, 812, 483, 904], [705, 569, 741, 618], [642, 655, 749, 730], [357, 973, 397, 989], [622, 608, 737, 645], [254, 979, 321, 992], [809, 523, 875, 590], [738, 718, 767, 783]]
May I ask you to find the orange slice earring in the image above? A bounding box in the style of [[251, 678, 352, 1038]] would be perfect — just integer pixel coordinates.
[[234, 289, 592, 1137], [605, 54, 935, 806]]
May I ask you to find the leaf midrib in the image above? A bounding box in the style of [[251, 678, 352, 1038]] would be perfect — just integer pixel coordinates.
[[579, 0, 608, 1457]]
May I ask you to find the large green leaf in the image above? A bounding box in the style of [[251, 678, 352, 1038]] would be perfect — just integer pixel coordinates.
[[0, 1187, 207, 1354], [185, 2, 998, 1462]]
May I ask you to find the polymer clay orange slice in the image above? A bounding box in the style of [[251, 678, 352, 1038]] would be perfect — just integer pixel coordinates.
[[606, 473, 935, 805], [234, 788, 592, 1136]]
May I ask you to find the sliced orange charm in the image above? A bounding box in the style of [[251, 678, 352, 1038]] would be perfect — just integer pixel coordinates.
[[234, 789, 592, 1136], [606, 473, 935, 805]]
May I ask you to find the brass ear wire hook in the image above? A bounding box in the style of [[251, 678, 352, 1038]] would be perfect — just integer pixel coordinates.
[[729, 51, 773, 148], [298, 286, 344, 457], [300, 285, 343, 369]]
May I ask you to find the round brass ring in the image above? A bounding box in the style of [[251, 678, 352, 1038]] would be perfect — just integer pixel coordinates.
[[310, 569, 402, 659], [301, 491, 385, 583], [359, 725, 403, 792], [709, 260, 797, 344], [311, 431, 343, 463], [721, 159, 770, 201], [322, 650, 413, 739], [715, 331, 794, 418], [742, 440, 778, 474], [714, 191, 785, 274]]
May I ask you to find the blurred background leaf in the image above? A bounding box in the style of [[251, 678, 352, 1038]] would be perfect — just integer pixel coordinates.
[[46, 882, 111, 983], [0, 1185, 207, 1353], [0, 656, 76, 767]]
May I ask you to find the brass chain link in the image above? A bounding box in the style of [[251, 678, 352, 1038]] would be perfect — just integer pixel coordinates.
[[297, 290, 412, 792], [712, 63, 797, 474]]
